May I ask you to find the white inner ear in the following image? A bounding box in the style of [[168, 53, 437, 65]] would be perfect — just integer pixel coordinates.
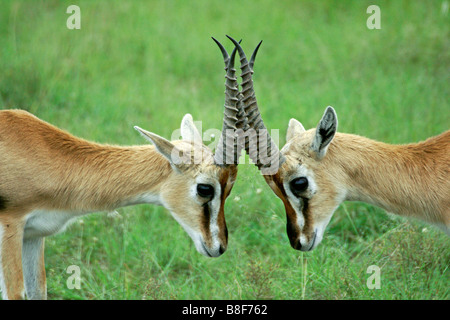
[[286, 118, 306, 141], [181, 114, 202, 143], [134, 126, 187, 171], [311, 106, 337, 159]]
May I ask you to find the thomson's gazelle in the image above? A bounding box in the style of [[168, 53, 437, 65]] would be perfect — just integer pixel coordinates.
[[266, 107, 450, 251], [0, 110, 237, 300]]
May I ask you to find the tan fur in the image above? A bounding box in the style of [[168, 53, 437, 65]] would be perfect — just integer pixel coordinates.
[[325, 131, 450, 224], [0, 110, 171, 212], [266, 114, 449, 251], [1, 217, 26, 300], [0, 109, 237, 299]]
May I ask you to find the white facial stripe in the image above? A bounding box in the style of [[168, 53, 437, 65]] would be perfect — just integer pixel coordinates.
[[286, 164, 318, 198], [160, 175, 222, 257], [194, 173, 221, 217], [192, 174, 223, 254], [283, 164, 318, 232]]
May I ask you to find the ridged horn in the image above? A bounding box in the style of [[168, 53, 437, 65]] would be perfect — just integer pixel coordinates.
[[226, 35, 286, 174], [212, 37, 246, 166]]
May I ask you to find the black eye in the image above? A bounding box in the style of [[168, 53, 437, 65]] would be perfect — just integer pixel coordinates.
[[197, 184, 215, 198], [289, 177, 309, 196]]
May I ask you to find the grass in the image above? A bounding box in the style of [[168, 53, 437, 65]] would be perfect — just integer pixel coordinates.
[[0, 0, 449, 299]]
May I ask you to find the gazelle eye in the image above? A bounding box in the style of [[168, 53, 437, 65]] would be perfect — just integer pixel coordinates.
[[197, 184, 215, 198], [290, 177, 308, 196]]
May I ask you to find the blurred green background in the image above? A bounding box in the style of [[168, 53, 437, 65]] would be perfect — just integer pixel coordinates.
[[0, 0, 448, 299]]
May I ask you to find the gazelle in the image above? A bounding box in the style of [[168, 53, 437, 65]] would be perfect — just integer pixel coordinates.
[[226, 37, 450, 252], [0, 38, 246, 300], [265, 107, 450, 251]]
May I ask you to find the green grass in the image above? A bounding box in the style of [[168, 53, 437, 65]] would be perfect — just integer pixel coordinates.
[[1, 0, 449, 299]]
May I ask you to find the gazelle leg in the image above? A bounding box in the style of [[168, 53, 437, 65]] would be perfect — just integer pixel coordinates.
[[0, 219, 25, 300], [22, 237, 47, 300]]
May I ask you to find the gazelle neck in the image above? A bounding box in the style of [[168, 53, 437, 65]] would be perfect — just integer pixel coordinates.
[[330, 131, 450, 226], [53, 142, 172, 212]]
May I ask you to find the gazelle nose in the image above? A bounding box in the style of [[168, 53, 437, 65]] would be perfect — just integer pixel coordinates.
[[297, 231, 317, 252], [293, 239, 302, 250]]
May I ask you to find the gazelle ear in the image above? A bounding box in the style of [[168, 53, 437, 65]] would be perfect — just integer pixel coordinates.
[[134, 126, 187, 171], [311, 106, 338, 159], [286, 118, 306, 141], [180, 114, 202, 143]]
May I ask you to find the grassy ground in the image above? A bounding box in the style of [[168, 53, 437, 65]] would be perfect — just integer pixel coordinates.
[[0, 0, 448, 299]]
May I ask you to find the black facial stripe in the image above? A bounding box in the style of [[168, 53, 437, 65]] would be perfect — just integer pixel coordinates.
[[286, 216, 299, 249], [202, 203, 211, 235], [299, 196, 315, 236], [301, 197, 309, 216], [0, 195, 7, 211], [224, 223, 228, 241], [220, 181, 225, 200]]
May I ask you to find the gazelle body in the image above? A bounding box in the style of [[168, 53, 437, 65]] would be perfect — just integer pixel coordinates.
[[0, 109, 238, 300], [264, 107, 450, 251]]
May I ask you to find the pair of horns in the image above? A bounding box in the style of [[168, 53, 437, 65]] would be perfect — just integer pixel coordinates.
[[213, 35, 285, 174]]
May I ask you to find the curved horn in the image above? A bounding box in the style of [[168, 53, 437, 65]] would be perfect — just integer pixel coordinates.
[[212, 37, 246, 166], [226, 35, 286, 174]]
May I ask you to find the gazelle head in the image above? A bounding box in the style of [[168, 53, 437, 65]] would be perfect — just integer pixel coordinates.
[[131, 38, 248, 258], [263, 107, 340, 252], [225, 37, 340, 251], [134, 116, 237, 258]]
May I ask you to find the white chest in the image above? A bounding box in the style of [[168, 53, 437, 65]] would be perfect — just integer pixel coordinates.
[[22, 193, 161, 239], [24, 210, 88, 239]]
